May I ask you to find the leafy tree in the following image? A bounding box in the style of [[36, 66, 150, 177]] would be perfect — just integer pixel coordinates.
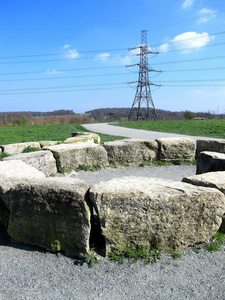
[[184, 110, 194, 120]]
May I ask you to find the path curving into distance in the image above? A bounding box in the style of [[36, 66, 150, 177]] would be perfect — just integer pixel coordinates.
[[83, 123, 220, 141]]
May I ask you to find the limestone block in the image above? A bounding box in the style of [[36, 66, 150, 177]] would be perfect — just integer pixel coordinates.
[[0, 161, 45, 230], [2, 150, 57, 177], [196, 139, 225, 158], [43, 143, 108, 171], [196, 151, 225, 174], [89, 177, 225, 255], [39, 141, 61, 147], [156, 137, 195, 164], [1, 142, 41, 155], [0, 160, 45, 181], [71, 131, 101, 144], [65, 132, 100, 144], [7, 177, 92, 257], [103, 139, 158, 166], [182, 171, 225, 233]]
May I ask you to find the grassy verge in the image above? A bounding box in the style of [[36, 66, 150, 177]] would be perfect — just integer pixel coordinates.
[[112, 119, 225, 139], [0, 123, 126, 145]]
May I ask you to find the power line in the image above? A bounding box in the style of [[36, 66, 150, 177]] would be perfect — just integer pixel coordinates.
[[0, 86, 129, 95], [0, 30, 224, 60], [0, 72, 132, 82], [147, 9, 225, 31], [0, 48, 128, 60], [151, 55, 225, 65], [1, 83, 224, 96], [0, 82, 126, 92], [163, 67, 225, 72], [0, 66, 124, 76], [0, 54, 137, 65], [159, 42, 225, 54]]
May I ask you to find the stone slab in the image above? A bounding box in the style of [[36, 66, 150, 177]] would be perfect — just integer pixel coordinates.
[[7, 177, 92, 257], [90, 176, 225, 255], [196, 151, 225, 174], [43, 143, 108, 171], [196, 139, 225, 158], [0, 142, 41, 155], [103, 139, 158, 166], [156, 137, 195, 164], [2, 150, 57, 177]]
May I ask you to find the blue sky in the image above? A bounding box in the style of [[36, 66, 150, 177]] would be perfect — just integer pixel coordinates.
[[0, 0, 225, 114]]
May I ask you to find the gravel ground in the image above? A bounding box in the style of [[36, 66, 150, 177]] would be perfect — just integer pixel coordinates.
[[1, 165, 225, 300]]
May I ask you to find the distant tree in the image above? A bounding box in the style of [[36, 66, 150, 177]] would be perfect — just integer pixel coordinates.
[[20, 115, 30, 125], [184, 110, 194, 120]]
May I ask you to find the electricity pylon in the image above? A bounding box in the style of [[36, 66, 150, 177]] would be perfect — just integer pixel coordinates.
[[128, 29, 161, 121]]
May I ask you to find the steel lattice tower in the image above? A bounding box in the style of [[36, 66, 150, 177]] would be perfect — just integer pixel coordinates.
[[128, 30, 160, 121]]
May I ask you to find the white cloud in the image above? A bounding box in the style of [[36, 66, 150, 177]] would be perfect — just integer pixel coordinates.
[[198, 7, 217, 23], [46, 69, 60, 74], [170, 31, 214, 52], [158, 43, 169, 53], [64, 49, 79, 59], [94, 53, 111, 61], [182, 0, 196, 9], [63, 44, 71, 49]]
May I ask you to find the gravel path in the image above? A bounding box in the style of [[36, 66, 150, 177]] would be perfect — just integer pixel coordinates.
[[1, 164, 225, 299], [83, 123, 219, 141]]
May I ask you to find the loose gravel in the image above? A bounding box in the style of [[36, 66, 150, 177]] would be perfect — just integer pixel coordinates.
[[1, 165, 225, 300]]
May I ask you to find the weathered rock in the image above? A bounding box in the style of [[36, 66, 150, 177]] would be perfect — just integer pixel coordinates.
[[182, 171, 225, 233], [156, 137, 195, 164], [103, 139, 158, 166], [7, 177, 92, 257], [43, 143, 108, 171], [2, 150, 57, 177], [0, 161, 45, 230], [196, 151, 225, 174], [0, 160, 45, 181], [196, 139, 225, 158], [71, 131, 101, 144], [66, 132, 100, 144], [39, 141, 61, 147], [0, 142, 41, 155], [89, 177, 225, 255]]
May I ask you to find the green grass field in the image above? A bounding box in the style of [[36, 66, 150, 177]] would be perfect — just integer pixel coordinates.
[[0, 123, 126, 145], [113, 119, 225, 139]]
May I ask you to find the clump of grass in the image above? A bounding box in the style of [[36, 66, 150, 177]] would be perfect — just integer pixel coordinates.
[[22, 146, 40, 153], [0, 152, 10, 160], [84, 252, 100, 268], [108, 247, 161, 265], [169, 250, 181, 259], [108, 163, 118, 168], [77, 164, 101, 172], [58, 167, 73, 174], [205, 232, 225, 252]]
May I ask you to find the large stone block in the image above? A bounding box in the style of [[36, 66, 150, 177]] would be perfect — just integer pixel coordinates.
[[156, 137, 195, 164], [0, 142, 41, 155], [39, 141, 61, 147], [182, 171, 225, 233], [65, 132, 100, 144], [2, 150, 57, 177], [7, 177, 92, 257], [196, 151, 225, 174], [103, 139, 158, 166], [196, 139, 225, 158], [43, 143, 108, 171], [89, 177, 225, 255], [0, 161, 45, 230]]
